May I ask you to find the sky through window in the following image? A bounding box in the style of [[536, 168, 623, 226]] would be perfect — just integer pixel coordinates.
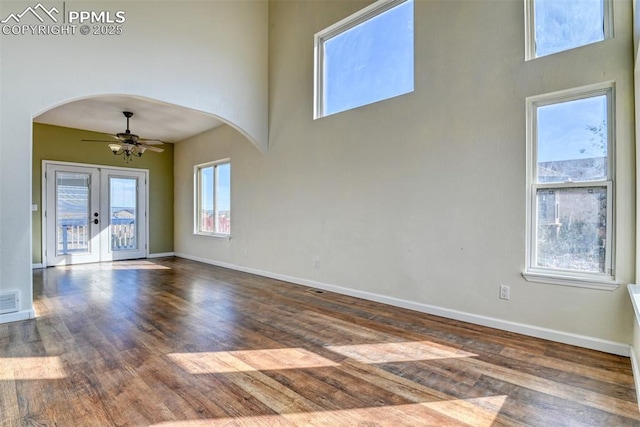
[[320, 0, 414, 117], [534, 0, 605, 57]]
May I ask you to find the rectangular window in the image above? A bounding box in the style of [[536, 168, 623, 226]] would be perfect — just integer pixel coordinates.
[[195, 160, 230, 236], [525, 83, 615, 288], [314, 0, 414, 118], [525, 0, 612, 60]]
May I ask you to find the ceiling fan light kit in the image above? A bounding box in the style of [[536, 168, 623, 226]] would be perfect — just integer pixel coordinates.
[[109, 143, 145, 161], [82, 111, 165, 163]]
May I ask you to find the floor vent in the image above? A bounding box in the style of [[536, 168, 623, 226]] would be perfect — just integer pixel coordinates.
[[0, 291, 19, 314], [305, 288, 326, 295]]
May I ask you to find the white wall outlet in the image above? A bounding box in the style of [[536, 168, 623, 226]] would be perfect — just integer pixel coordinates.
[[500, 285, 510, 300], [314, 259, 320, 269]]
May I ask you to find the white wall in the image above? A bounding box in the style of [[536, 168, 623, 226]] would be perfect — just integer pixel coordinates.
[[0, 1, 268, 321], [630, 0, 640, 384], [175, 0, 635, 352]]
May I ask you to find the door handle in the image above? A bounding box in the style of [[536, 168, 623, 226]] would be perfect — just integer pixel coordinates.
[[94, 219, 99, 224]]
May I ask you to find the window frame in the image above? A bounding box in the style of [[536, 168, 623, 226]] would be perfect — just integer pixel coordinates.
[[524, 82, 618, 290], [313, 0, 414, 119], [524, 0, 614, 61], [194, 159, 231, 238]]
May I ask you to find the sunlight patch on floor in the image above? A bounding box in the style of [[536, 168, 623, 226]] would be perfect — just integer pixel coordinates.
[[150, 396, 507, 426], [327, 340, 477, 364], [422, 395, 509, 426], [107, 261, 172, 270], [168, 347, 339, 374], [0, 356, 67, 380], [56, 261, 172, 271]]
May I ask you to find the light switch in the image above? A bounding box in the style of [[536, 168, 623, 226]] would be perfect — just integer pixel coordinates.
[[31, 204, 38, 211]]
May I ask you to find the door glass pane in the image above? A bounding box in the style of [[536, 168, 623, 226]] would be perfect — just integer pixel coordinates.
[[56, 172, 90, 255], [536, 187, 607, 273], [110, 177, 137, 251]]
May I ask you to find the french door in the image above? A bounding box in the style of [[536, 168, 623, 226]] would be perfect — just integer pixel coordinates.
[[44, 162, 148, 266]]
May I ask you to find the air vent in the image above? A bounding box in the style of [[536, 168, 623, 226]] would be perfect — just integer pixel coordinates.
[[0, 291, 19, 314]]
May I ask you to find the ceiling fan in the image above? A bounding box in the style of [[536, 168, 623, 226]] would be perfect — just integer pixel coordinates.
[[82, 111, 165, 162]]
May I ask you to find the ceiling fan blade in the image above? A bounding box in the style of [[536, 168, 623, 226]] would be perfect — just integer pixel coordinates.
[[81, 139, 118, 143], [138, 139, 165, 145], [141, 145, 164, 153]]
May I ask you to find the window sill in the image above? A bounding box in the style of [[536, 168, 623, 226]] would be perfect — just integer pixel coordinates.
[[522, 271, 619, 291], [193, 232, 231, 241], [627, 284, 640, 324]]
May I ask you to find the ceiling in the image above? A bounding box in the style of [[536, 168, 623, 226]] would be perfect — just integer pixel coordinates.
[[34, 95, 224, 143]]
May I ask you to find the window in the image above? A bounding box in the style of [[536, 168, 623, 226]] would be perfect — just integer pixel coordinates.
[[525, 83, 615, 289], [195, 160, 230, 236], [525, 0, 612, 59], [314, 0, 414, 118]]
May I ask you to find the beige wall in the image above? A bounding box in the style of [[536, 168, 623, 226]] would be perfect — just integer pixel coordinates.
[[32, 123, 174, 264], [0, 1, 267, 318], [174, 0, 636, 348], [175, 126, 236, 259]]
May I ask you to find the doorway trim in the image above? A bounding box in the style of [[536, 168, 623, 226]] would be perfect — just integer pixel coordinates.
[[41, 160, 150, 267]]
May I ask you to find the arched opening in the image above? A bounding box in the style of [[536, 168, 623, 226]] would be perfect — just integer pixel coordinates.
[[31, 94, 230, 268]]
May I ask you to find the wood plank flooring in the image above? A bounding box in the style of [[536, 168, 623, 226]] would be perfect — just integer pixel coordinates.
[[1, 257, 638, 426]]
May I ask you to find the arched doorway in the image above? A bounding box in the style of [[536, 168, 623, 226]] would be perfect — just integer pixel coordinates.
[[32, 95, 223, 267]]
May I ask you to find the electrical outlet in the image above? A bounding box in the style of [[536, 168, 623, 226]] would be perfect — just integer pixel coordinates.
[[314, 259, 320, 269], [500, 285, 510, 300]]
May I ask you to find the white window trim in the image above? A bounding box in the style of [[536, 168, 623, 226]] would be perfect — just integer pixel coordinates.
[[194, 159, 231, 239], [522, 271, 619, 290], [313, 0, 412, 119], [524, 82, 618, 290], [524, 0, 614, 61]]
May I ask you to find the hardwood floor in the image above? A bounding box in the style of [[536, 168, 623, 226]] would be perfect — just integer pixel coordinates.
[[1, 257, 638, 426]]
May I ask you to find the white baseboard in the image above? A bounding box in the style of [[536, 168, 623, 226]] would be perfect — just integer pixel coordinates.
[[32, 263, 44, 269], [0, 309, 35, 324], [174, 253, 630, 357], [148, 252, 175, 259]]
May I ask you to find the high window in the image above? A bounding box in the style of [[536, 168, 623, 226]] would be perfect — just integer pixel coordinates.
[[314, 0, 414, 118], [525, 0, 612, 59], [195, 160, 231, 236], [525, 83, 615, 289]]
